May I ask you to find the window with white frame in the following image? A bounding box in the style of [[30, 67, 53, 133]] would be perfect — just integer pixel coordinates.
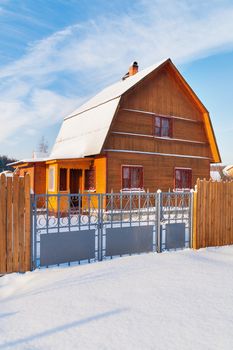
[[48, 166, 55, 191]]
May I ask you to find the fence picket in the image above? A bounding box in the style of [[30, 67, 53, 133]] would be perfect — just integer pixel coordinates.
[[194, 179, 233, 249], [18, 177, 25, 272], [12, 174, 19, 271], [0, 174, 7, 274], [6, 176, 13, 273], [24, 174, 31, 271]]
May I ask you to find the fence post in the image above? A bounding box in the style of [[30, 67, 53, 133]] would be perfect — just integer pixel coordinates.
[[0, 174, 7, 274], [98, 193, 103, 261], [6, 176, 13, 273], [192, 184, 198, 249], [18, 176, 25, 272], [156, 190, 162, 253], [189, 189, 194, 249], [24, 174, 31, 271]]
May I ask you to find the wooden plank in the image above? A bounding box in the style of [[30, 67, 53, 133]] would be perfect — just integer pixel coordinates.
[[218, 181, 222, 247], [230, 182, 233, 244], [205, 180, 209, 247], [13, 174, 19, 272], [211, 181, 217, 247], [202, 180, 207, 248], [192, 189, 197, 249], [24, 174, 31, 271], [0, 174, 7, 274], [196, 178, 201, 249], [6, 177, 13, 273], [18, 176, 25, 272]]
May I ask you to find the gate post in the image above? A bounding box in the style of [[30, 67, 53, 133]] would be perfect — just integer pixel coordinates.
[[191, 185, 198, 249], [189, 190, 194, 249], [156, 190, 162, 253], [98, 194, 103, 261]]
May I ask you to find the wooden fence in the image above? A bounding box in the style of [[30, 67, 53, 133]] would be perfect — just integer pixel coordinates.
[[193, 179, 233, 249], [0, 173, 31, 274], [1, 175, 233, 274]]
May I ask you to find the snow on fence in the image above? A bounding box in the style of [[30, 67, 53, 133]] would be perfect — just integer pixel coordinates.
[[0, 173, 31, 274], [193, 178, 233, 249]]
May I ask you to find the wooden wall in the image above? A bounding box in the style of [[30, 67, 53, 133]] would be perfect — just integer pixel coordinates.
[[107, 152, 210, 192], [93, 156, 106, 193], [0, 174, 31, 274], [105, 66, 211, 158], [193, 179, 233, 249], [103, 63, 212, 192], [18, 163, 46, 195], [120, 65, 203, 120]]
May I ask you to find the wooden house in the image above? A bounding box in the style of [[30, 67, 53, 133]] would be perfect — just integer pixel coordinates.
[[12, 58, 221, 210]]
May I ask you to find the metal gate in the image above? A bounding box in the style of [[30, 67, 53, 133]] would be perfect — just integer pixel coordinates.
[[31, 191, 193, 269]]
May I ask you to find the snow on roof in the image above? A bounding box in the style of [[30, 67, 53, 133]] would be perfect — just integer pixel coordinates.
[[66, 59, 167, 119], [9, 158, 47, 166], [50, 59, 168, 159], [51, 98, 120, 159], [222, 165, 233, 177]]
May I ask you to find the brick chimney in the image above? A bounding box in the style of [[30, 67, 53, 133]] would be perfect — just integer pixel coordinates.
[[129, 61, 139, 76]]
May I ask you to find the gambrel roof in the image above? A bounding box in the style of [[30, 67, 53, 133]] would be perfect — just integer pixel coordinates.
[[50, 58, 221, 163]]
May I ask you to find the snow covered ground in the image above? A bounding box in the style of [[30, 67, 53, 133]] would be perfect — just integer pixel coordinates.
[[1, 247, 233, 350]]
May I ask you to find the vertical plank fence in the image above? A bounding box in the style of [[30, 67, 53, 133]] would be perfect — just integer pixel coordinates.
[[193, 179, 233, 249], [0, 173, 31, 274]]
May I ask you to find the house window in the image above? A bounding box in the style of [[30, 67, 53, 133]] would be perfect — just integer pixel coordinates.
[[122, 166, 143, 190], [175, 168, 192, 190], [85, 167, 96, 191], [48, 166, 55, 191], [59, 168, 67, 191], [155, 116, 172, 137]]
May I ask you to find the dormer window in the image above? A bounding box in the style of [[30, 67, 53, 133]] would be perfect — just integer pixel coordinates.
[[155, 116, 172, 137]]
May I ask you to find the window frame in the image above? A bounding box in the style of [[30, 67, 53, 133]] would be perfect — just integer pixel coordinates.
[[48, 166, 55, 192], [84, 166, 96, 191], [174, 167, 192, 191], [59, 168, 68, 192], [154, 115, 172, 138], [121, 165, 144, 191]]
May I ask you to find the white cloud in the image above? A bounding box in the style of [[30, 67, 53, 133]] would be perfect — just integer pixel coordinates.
[[1, 0, 233, 156]]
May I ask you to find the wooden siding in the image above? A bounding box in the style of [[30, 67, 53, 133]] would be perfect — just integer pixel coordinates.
[[18, 163, 46, 195], [104, 66, 212, 162], [106, 151, 210, 192], [121, 65, 203, 121], [104, 133, 211, 158], [35, 164, 46, 194], [111, 110, 207, 143], [193, 179, 233, 249], [0, 174, 31, 274]]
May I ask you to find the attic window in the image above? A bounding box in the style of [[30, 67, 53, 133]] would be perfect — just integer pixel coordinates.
[[155, 116, 172, 137]]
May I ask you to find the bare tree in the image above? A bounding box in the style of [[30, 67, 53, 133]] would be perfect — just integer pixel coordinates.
[[38, 136, 49, 154]]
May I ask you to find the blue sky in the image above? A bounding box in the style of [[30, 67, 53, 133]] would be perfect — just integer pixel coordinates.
[[0, 0, 233, 163]]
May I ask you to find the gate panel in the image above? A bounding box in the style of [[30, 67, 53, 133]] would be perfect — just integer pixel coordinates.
[[165, 223, 185, 250], [101, 192, 157, 259], [40, 230, 95, 266], [160, 192, 192, 251], [31, 191, 193, 269], [105, 226, 154, 257], [32, 193, 100, 268]]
